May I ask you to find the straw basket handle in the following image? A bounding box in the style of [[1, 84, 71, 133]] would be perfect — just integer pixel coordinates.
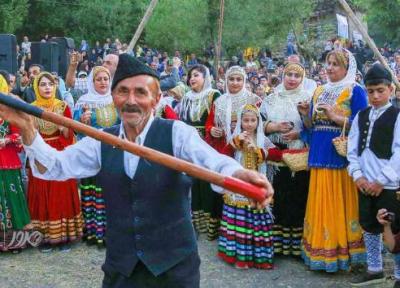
[[339, 118, 347, 139]]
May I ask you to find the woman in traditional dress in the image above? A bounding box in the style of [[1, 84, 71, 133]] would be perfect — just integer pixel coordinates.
[[179, 64, 221, 240], [206, 65, 262, 155], [260, 63, 311, 257], [73, 66, 118, 247], [155, 83, 186, 120], [28, 72, 83, 252], [0, 74, 31, 253], [218, 104, 274, 269], [205, 66, 262, 241], [298, 49, 367, 272]]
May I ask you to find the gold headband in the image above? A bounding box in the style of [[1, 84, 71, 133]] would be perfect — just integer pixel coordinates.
[[226, 66, 246, 79], [242, 104, 259, 116], [284, 63, 305, 77], [93, 66, 110, 80]]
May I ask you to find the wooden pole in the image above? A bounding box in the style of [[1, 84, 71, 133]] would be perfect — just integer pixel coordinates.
[[338, 0, 400, 89], [0, 93, 269, 203], [127, 0, 159, 53], [214, 0, 225, 77]]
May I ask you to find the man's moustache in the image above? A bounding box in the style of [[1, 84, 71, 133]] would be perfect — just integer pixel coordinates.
[[121, 105, 141, 113]]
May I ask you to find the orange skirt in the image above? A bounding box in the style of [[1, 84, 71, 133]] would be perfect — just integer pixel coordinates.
[[302, 168, 365, 272]]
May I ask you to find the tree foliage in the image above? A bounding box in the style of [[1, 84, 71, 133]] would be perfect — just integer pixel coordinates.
[[0, 0, 29, 33], [3, 0, 314, 56], [145, 0, 314, 56], [145, 0, 210, 54], [13, 0, 147, 44], [69, 0, 147, 44], [354, 0, 400, 47], [223, 0, 314, 53]]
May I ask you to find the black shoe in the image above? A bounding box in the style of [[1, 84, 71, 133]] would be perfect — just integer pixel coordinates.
[[96, 240, 105, 249], [11, 249, 22, 254], [59, 244, 71, 252], [39, 244, 53, 253], [350, 271, 385, 287], [86, 237, 96, 246], [394, 280, 400, 288]]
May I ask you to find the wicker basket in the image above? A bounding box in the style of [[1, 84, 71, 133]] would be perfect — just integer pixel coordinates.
[[282, 148, 309, 172], [332, 118, 348, 157]]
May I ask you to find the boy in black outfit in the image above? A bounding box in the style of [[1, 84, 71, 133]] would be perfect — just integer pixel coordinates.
[[348, 64, 400, 287]]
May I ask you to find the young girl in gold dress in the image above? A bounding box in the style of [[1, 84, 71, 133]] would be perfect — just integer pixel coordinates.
[[218, 104, 278, 269]]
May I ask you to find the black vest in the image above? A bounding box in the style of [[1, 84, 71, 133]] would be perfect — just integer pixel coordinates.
[[97, 118, 195, 277], [358, 106, 400, 159]]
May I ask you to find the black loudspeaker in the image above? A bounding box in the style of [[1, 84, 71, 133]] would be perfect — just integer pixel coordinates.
[[31, 42, 59, 74], [0, 34, 17, 74], [51, 37, 75, 78]]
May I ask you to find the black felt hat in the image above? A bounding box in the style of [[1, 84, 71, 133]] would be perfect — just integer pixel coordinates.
[[364, 63, 392, 85], [111, 54, 159, 90]]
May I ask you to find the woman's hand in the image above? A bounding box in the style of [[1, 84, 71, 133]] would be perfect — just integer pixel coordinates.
[[238, 131, 249, 141], [80, 109, 92, 125], [317, 104, 336, 121], [297, 101, 310, 116], [210, 126, 223, 138], [282, 130, 299, 141], [268, 122, 293, 133]]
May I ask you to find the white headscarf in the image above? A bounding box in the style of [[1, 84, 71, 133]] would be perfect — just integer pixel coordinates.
[[232, 104, 273, 175], [180, 65, 218, 122], [326, 48, 357, 89], [314, 49, 357, 109], [214, 66, 261, 142], [260, 63, 309, 149], [75, 66, 113, 109]]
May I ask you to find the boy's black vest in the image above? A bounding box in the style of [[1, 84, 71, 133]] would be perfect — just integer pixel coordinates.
[[358, 106, 400, 159], [97, 118, 195, 277]]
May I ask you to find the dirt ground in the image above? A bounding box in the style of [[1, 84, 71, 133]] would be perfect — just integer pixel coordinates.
[[0, 235, 396, 288]]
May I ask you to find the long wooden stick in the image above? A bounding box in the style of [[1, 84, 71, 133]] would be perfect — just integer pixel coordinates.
[[127, 0, 159, 53], [338, 0, 400, 89], [214, 0, 225, 76], [0, 93, 267, 202]]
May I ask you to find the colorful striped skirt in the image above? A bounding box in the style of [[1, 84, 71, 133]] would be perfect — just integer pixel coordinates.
[[80, 177, 106, 246], [0, 169, 31, 251], [191, 178, 222, 241], [218, 194, 274, 269], [302, 168, 366, 272], [27, 170, 83, 245]]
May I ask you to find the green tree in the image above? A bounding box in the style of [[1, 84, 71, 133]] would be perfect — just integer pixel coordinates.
[[354, 0, 400, 47], [15, 0, 147, 45], [145, 0, 314, 57], [70, 0, 147, 44], [0, 0, 29, 33], [145, 0, 210, 54], [223, 0, 314, 54]]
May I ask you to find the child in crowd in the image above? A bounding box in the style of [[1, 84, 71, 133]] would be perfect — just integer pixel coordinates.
[[348, 64, 400, 287], [218, 104, 280, 270], [377, 208, 400, 254]]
